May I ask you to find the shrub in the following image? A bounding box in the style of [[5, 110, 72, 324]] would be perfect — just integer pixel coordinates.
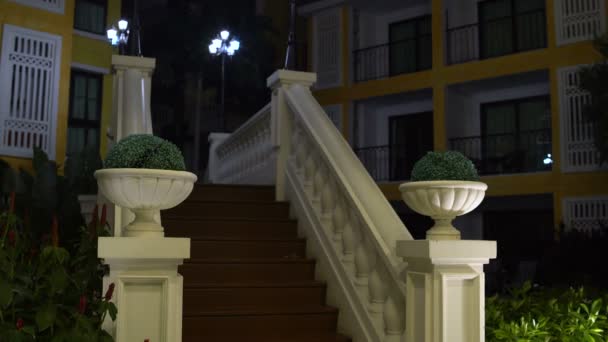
[[410, 151, 480, 181], [104, 134, 186, 171], [0, 197, 116, 341], [487, 282, 608, 341], [65, 145, 103, 195]]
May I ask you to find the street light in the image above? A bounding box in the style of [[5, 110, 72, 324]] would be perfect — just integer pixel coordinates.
[[208, 30, 240, 131], [106, 19, 130, 55]]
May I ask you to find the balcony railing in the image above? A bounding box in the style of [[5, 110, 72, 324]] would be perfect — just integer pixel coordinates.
[[354, 144, 413, 182], [449, 129, 552, 175], [353, 36, 431, 82], [446, 8, 546, 65]]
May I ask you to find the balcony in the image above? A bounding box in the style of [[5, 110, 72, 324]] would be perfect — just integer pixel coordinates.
[[354, 35, 432, 82], [449, 129, 552, 175], [446, 6, 547, 65], [355, 144, 412, 182]]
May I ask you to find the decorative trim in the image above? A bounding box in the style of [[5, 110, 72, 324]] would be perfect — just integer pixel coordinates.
[[562, 195, 608, 231], [71, 62, 110, 75], [73, 29, 109, 42], [8, 0, 64, 14]]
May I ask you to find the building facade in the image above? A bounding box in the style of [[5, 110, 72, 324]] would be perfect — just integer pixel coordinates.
[[299, 0, 608, 267], [0, 0, 120, 170]]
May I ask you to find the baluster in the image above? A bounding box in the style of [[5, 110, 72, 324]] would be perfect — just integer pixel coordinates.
[[331, 194, 346, 252], [311, 158, 326, 212], [319, 177, 336, 236], [295, 128, 308, 172], [383, 287, 405, 342], [341, 213, 358, 277], [303, 141, 316, 188], [354, 233, 376, 302], [369, 262, 389, 331]]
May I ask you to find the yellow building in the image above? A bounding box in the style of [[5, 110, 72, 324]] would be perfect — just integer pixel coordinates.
[[0, 0, 121, 171], [298, 0, 608, 245]]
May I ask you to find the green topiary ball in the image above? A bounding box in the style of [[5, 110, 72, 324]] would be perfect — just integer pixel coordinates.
[[104, 134, 186, 171], [410, 151, 479, 181]]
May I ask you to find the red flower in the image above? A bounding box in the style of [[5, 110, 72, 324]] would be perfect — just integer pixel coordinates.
[[9, 192, 15, 213], [51, 215, 59, 247], [100, 204, 107, 228], [7, 230, 15, 246], [79, 295, 87, 314], [16, 318, 24, 330], [105, 283, 115, 301]]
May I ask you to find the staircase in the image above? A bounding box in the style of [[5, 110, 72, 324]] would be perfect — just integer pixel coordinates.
[[164, 184, 350, 342]]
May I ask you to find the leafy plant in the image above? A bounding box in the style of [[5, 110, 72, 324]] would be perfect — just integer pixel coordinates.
[[410, 151, 480, 181], [578, 32, 608, 165], [487, 282, 608, 341], [104, 134, 186, 171], [0, 196, 116, 341]]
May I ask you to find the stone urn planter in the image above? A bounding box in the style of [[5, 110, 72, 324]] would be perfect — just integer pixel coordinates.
[[399, 180, 486, 240], [96, 134, 197, 237], [400, 151, 487, 240], [95, 168, 196, 237]]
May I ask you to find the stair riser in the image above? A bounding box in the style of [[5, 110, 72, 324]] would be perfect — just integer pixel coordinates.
[[183, 312, 338, 339], [165, 221, 298, 239], [190, 240, 306, 259], [165, 202, 290, 219], [183, 286, 326, 314], [189, 186, 275, 202], [180, 262, 316, 283]]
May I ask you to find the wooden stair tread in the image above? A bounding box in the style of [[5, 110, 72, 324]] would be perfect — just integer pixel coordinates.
[[193, 334, 350, 342], [185, 258, 314, 264], [184, 281, 325, 289], [184, 306, 338, 317]]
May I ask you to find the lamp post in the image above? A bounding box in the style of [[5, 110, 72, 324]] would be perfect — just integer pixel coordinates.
[[106, 19, 130, 55], [208, 30, 240, 131]]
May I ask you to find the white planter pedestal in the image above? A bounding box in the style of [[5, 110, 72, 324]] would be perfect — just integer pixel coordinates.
[[98, 237, 190, 342], [397, 240, 496, 342]]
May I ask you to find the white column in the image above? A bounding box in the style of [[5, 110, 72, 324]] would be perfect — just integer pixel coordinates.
[[99, 237, 190, 342], [107, 55, 156, 236], [266, 70, 316, 201], [397, 240, 496, 342]]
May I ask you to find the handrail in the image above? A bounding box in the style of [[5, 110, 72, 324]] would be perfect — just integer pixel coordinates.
[[284, 84, 412, 268], [216, 103, 271, 158], [352, 34, 431, 54]]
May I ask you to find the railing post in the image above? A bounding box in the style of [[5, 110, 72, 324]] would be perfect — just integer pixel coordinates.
[[266, 70, 316, 201], [397, 240, 496, 342]]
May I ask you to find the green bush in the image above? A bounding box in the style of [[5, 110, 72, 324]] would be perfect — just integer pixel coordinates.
[[104, 134, 186, 171], [487, 282, 608, 341], [410, 151, 480, 181]]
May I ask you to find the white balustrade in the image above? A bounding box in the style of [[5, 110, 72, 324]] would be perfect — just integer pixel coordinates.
[[208, 70, 495, 342]]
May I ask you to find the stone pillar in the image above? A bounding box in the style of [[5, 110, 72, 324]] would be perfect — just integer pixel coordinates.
[[266, 70, 316, 201], [107, 55, 156, 236], [99, 237, 190, 342], [397, 240, 496, 342]]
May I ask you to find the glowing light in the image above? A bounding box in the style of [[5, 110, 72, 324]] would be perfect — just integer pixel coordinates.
[[118, 19, 129, 31], [209, 44, 218, 54], [543, 153, 553, 165], [230, 40, 240, 51], [220, 30, 230, 40], [106, 27, 117, 41]]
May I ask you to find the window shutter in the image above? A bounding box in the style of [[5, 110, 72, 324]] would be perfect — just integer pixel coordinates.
[[563, 196, 608, 232], [555, 0, 606, 46], [0, 25, 62, 159], [313, 8, 343, 89], [558, 65, 604, 172], [9, 0, 65, 14]]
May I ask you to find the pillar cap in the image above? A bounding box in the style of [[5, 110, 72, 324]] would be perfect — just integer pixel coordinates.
[[98, 237, 190, 260], [267, 69, 317, 90], [111, 55, 156, 71], [397, 240, 496, 264]]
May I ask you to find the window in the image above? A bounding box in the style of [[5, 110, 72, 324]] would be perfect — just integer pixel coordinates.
[[389, 16, 432, 75], [479, 0, 546, 59], [481, 96, 551, 174], [389, 112, 434, 180], [74, 0, 107, 35], [68, 71, 102, 156]]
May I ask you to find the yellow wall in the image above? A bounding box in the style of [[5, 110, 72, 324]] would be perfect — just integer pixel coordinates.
[[309, 2, 608, 231], [0, 0, 119, 171]]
